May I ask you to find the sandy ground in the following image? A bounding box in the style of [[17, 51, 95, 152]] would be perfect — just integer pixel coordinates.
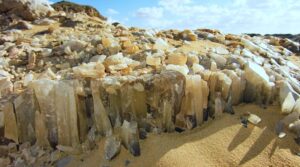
[[65, 104, 300, 167]]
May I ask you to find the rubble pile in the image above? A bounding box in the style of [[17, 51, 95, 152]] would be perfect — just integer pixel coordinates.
[[0, 0, 300, 165]]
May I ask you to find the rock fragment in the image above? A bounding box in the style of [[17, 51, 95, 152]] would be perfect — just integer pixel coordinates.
[[121, 121, 140, 156], [104, 136, 121, 160]]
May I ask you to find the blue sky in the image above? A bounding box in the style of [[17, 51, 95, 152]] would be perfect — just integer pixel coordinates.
[[51, 0, 300, 34]]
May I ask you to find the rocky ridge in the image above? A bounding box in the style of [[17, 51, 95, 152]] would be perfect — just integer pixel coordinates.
[[0, 0, 300, 166]]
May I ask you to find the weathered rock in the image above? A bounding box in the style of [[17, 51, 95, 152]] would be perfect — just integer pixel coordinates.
[[91, 80, 112, 136], [244, 62, 272, 103], [178, 75, 204, 126], [34, 18, 56, 25], [121, 120, 140, 156], [214, 92, 223, 117], [90, 55, 106, 63], [147, 71, 185, 131], [104, 136, 121, 160], [52, 1, 107, 20], [248, 113, 261, 125], [281, 92, 295, 114], [166, 64, 189, 76], [31, 79, 58, 146], [146, 54, 162, 67], [275, 120, 286, 138], [209, 52, 227, 68], [13, 89, 37, 144], [0, 76, 13, 98], [0, 157, 10, 167], [289, 120, 300, 136], [104, 53, 140, 73], [0, 0, 54, 21], [73, 62, 105, 79], [56, 145, 81, 155], [54, 81, 80, 147], [166, 52, 187, 66], [4, 102, 18, 143], [10, 21, 33, 30], [153, 38, 169, 51]]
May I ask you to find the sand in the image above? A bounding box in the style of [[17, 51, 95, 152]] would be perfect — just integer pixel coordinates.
[[66, 104, 300, 167]]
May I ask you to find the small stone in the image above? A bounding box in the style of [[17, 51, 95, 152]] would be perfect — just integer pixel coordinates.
[[104, 136, 121, 160], [248, 113, 261, 125], [73, 62, 105, 79], [166, 52, 187, 66], [124, 45, 139, 54], [11, 21, 33, 30], [56, 156, 73, 167], [129, 140, 140, 156], [275, 121, 286, 138], [27, 52, 37, 69], [278, 132, 286, 138], [34, 18, 56, 25], [139, 128, 147, 140], [56, 145, 81, 155], [165, 64, 189, 76], [146, 54, 162, 67], [90, 55, 106, 63], [121, 121, 140, 157], [153, 38, 169, 51], [281, 92, 296, 114]]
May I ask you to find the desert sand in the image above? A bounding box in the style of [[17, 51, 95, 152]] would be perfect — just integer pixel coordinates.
[[66, 104, 300, 167]]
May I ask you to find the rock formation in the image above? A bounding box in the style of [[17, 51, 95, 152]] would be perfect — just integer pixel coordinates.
[[52, 1, 107, 20], [0, 0, 300, 166]]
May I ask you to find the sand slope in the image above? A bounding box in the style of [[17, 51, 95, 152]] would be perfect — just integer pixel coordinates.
[[67, 104, 300, 167]]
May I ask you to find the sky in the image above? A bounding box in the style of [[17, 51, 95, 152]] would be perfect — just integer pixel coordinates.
[[51, 0, 300, 34]]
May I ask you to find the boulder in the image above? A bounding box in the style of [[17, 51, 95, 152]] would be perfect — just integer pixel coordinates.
[[0, 0, 54, 21]]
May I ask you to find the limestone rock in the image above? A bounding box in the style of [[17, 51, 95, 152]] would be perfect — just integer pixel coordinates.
[[31, 79, 58, 146]]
